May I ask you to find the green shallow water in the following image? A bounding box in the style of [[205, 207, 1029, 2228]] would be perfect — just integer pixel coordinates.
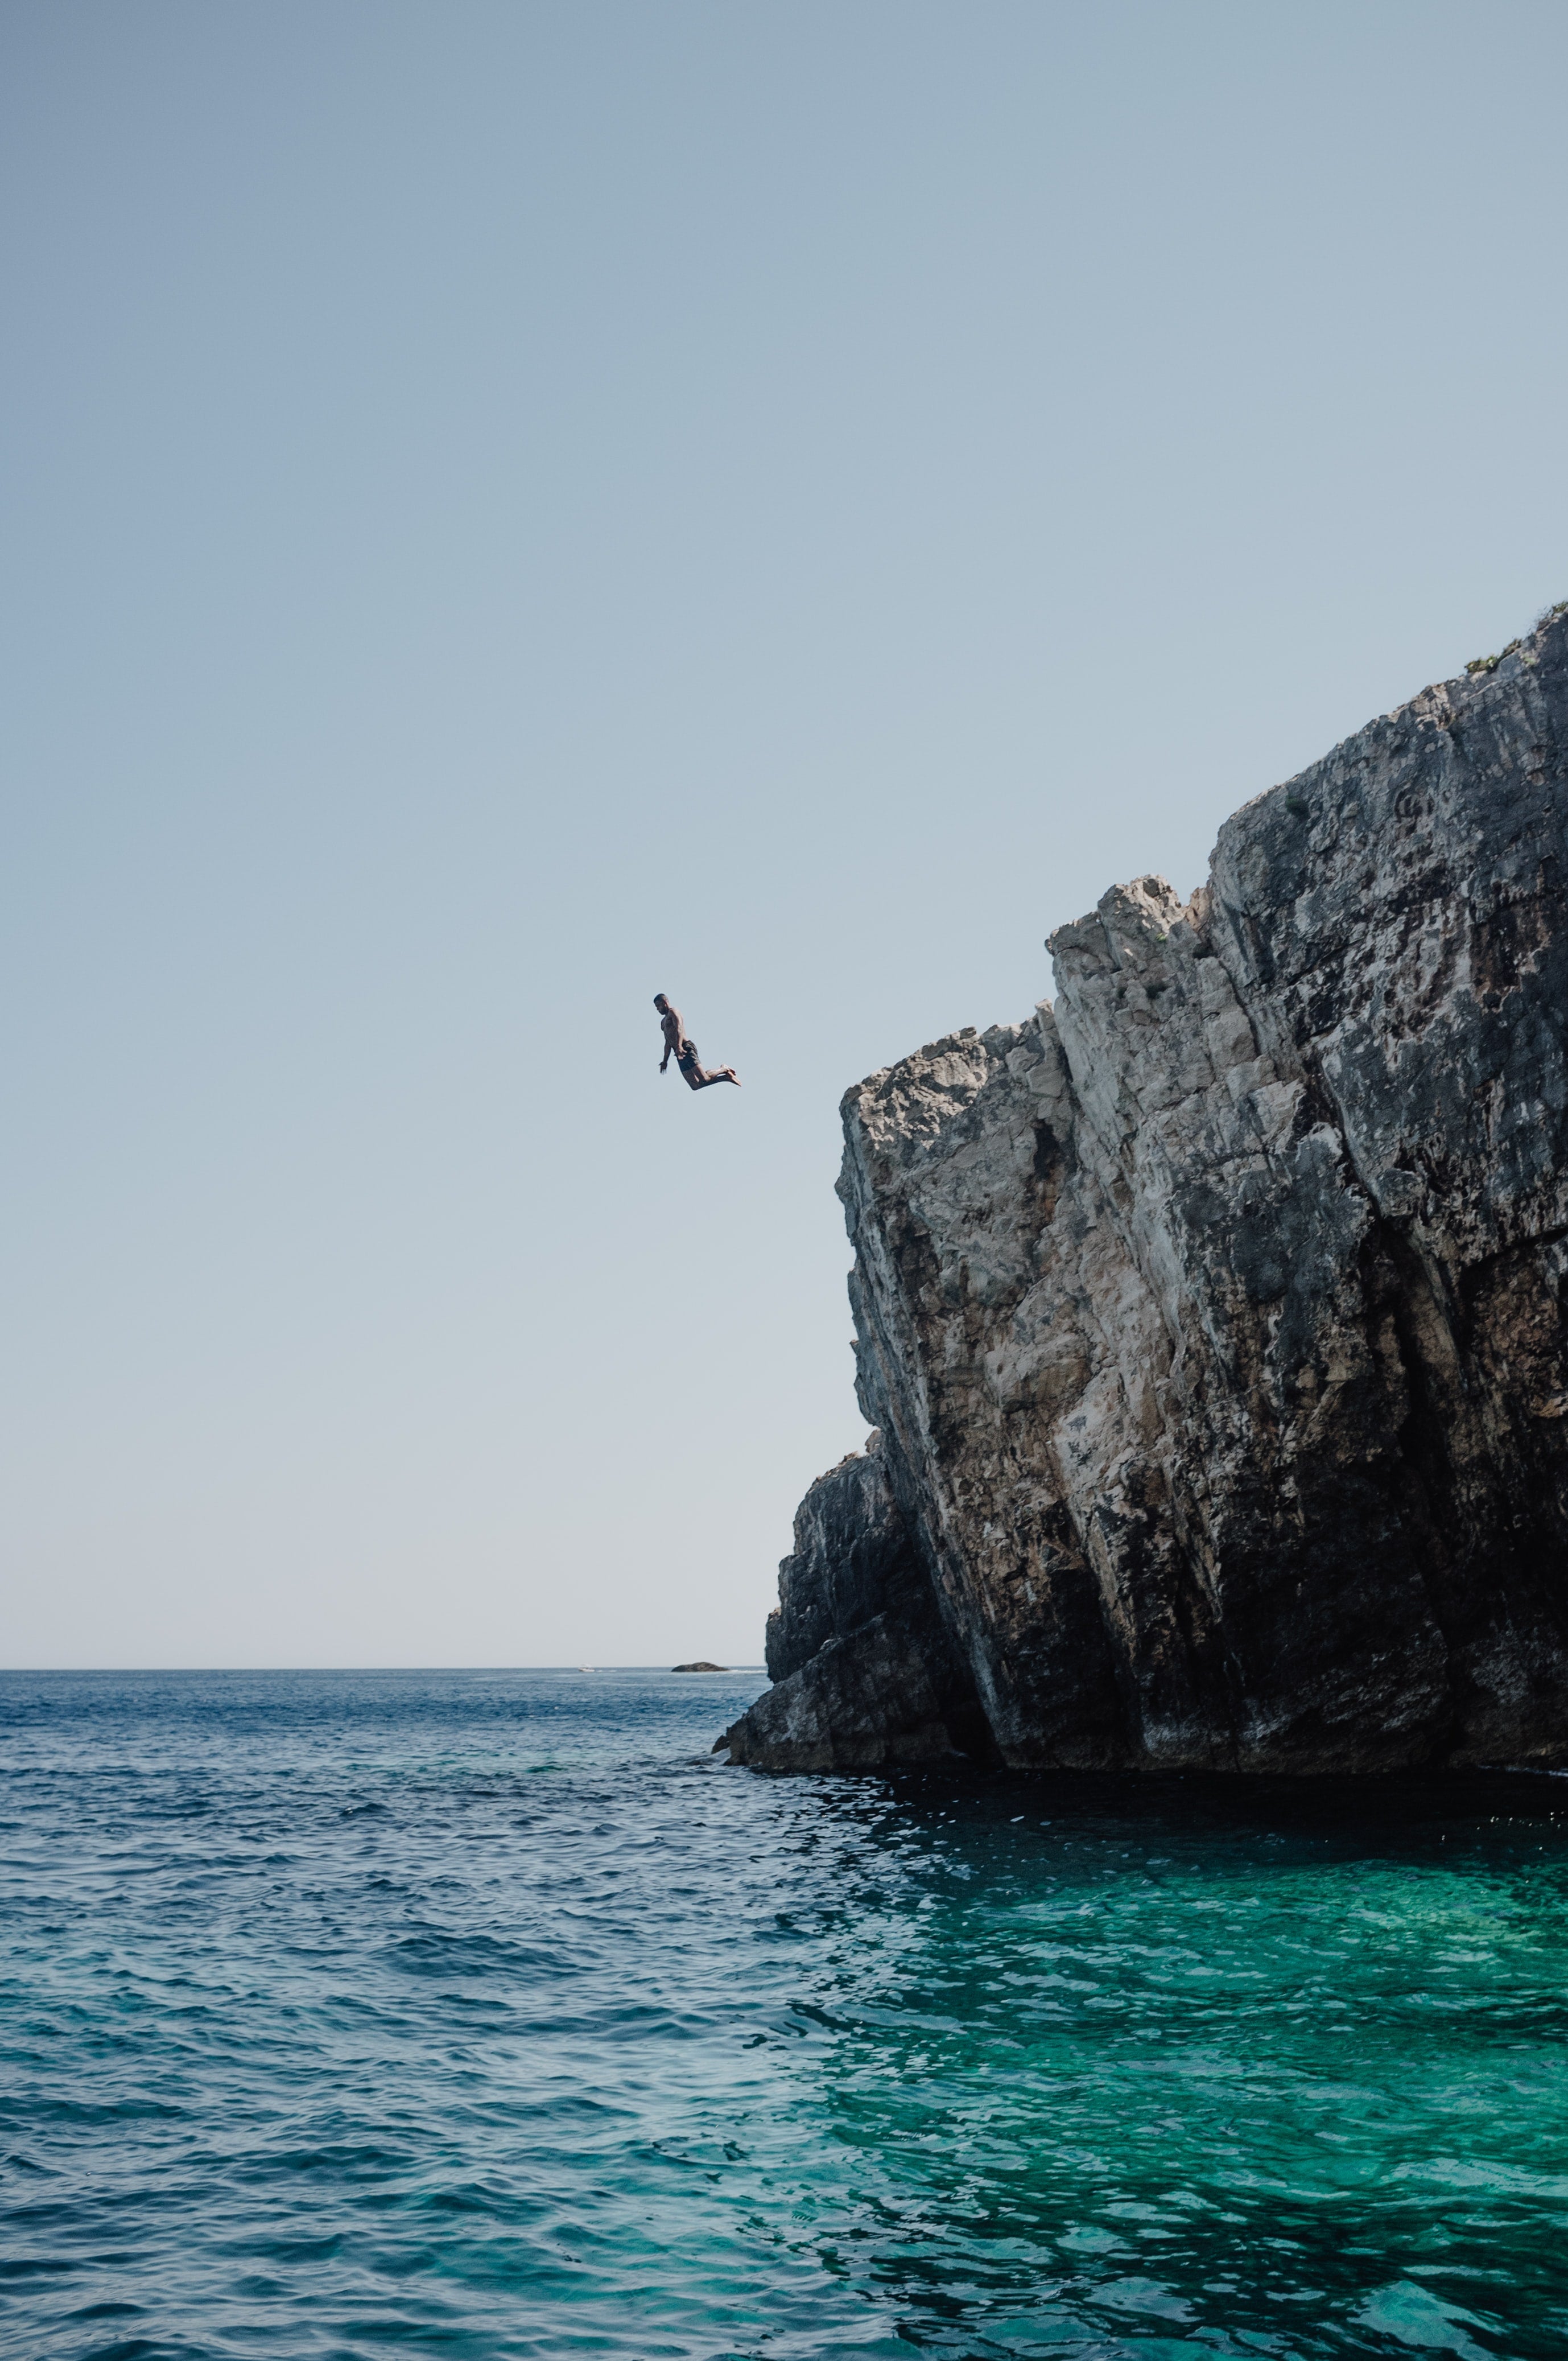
[[2, 1671, 1565, 2358]]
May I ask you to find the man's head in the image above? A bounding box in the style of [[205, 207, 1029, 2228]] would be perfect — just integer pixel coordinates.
[[653, 993, 669, 1013]]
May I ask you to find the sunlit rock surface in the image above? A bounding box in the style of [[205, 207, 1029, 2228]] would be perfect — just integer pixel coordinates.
[[721, 608, 1568, 1773]]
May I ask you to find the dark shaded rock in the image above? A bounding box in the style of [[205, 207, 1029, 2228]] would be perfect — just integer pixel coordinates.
[[727, 605, 1568, 1774], [720, 1441, 992, 1768], [672, 1662, 728, 1672], [765, 1437, 907, 1679], [720, 1611, 973, 1770]]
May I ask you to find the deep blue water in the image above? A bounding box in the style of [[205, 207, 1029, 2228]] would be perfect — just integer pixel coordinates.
[[2, 1671, 1567, 2360]]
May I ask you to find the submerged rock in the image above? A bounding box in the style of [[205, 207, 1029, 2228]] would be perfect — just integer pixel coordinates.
[[722, 606, 1568, 1774], [672, 1661, 728, 1672]]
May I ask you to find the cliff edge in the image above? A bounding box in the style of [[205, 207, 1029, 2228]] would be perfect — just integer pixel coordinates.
[[721, 605, 1568, 1773]]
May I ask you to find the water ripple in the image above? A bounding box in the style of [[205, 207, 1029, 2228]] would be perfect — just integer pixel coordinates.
[[2, 1670, 1566, 2358]]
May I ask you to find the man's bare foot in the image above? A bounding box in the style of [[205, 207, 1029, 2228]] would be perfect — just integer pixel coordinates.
[[725, 1069, 741, 1085]]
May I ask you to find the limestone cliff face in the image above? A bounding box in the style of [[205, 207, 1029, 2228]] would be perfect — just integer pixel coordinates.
[[722, 607, 1568, 1774]]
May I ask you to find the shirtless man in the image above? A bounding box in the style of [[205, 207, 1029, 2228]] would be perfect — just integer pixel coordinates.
[[655, 993, 741, 1090]]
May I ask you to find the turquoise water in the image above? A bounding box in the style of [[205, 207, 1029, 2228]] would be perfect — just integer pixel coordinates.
[[2, 1672, 1566, 2359]]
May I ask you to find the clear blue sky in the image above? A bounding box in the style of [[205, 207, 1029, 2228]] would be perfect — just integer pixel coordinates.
[[5, 1, 1565, 1667]]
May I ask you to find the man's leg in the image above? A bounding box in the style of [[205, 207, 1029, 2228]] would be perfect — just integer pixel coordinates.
[[679, 1043, 739, 1089]]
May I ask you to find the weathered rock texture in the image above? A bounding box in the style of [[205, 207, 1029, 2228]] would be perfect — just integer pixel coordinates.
[[721, 608, 1568, 1773], [724, 1442, 991, 1769]]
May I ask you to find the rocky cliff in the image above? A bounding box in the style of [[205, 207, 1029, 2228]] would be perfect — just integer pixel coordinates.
[[722, 605, 1568, 1774]]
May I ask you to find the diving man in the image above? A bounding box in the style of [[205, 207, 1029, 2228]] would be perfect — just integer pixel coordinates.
[[655, 994, 741, 1090]]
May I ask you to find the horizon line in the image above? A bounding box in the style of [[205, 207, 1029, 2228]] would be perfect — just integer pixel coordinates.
[[0, 1663, 769, 1674]]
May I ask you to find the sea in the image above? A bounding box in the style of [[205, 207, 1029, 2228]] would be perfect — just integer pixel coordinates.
[[2, 1670, 1566, 2360]]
